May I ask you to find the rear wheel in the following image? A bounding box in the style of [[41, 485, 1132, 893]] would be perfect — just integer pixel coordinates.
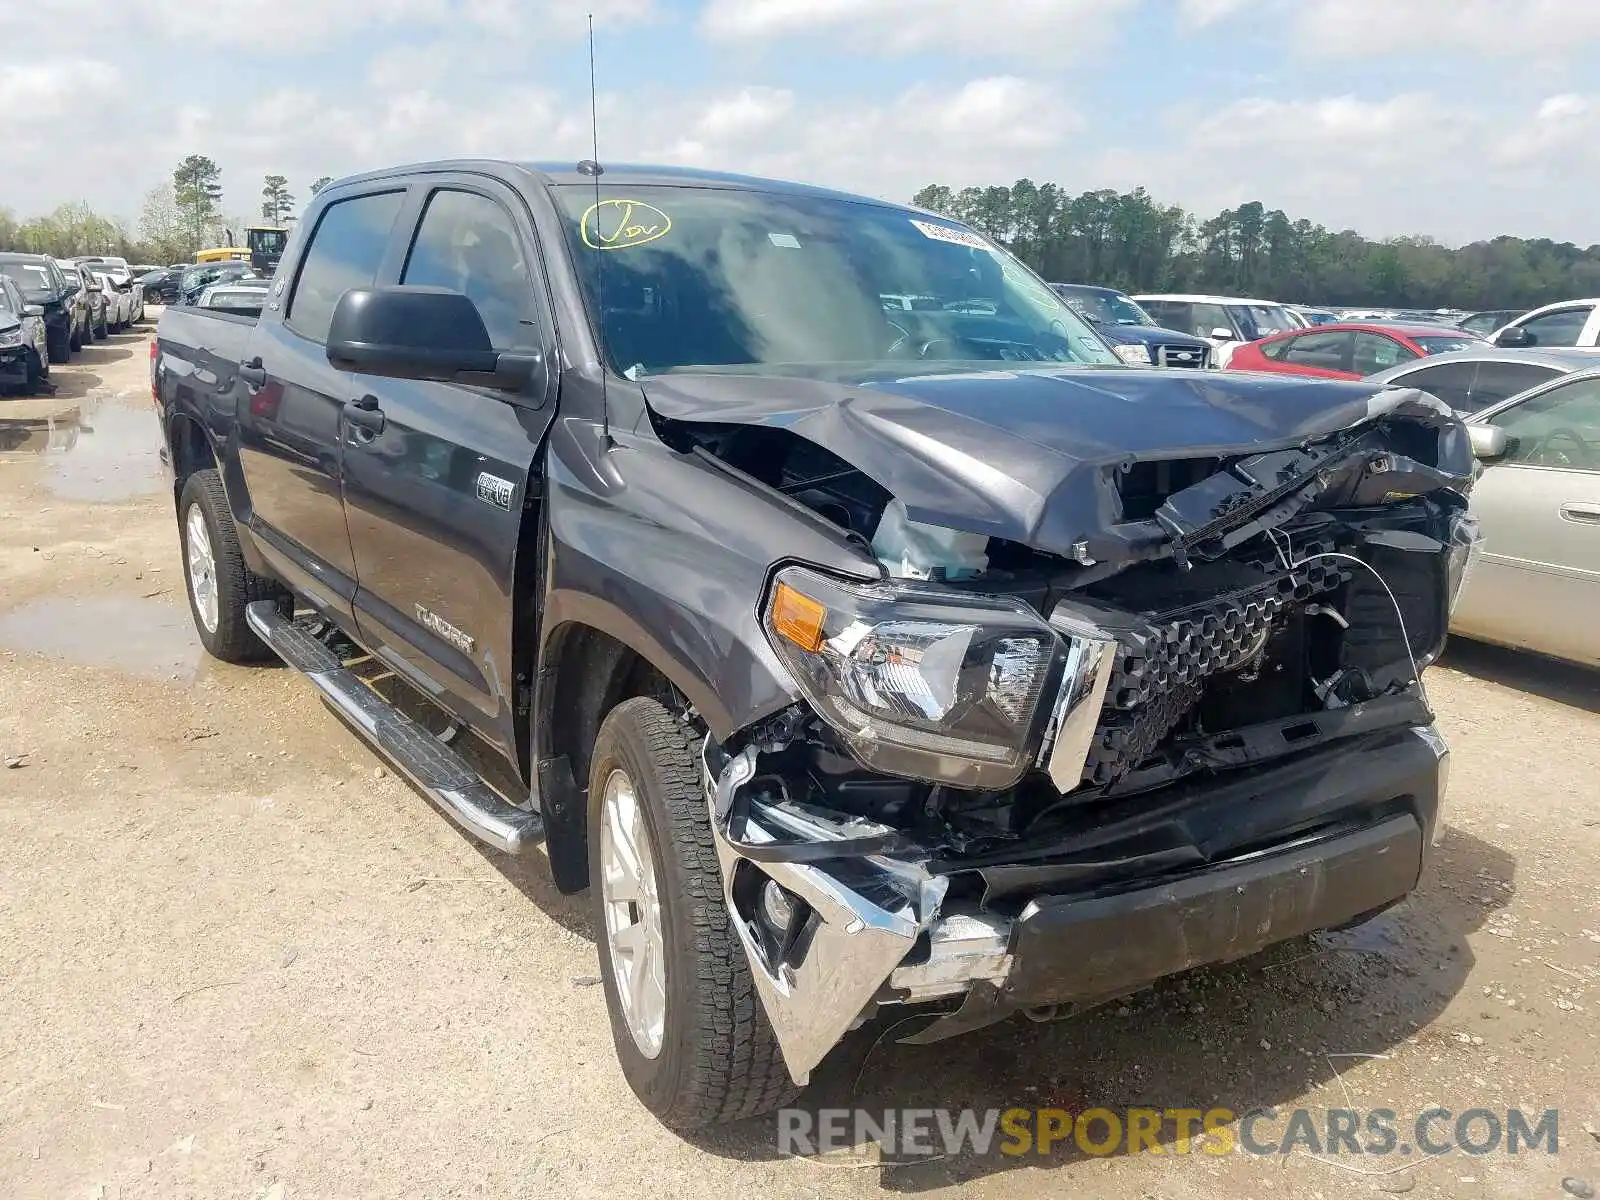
[[589, 697, 797, 1130], [178, 469, 284, 664]]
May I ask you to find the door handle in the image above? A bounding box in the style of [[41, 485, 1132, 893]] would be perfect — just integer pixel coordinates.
[[344, 394, 386, 434], [238, 356, 267, 389], [1561, 502, 1600, 524]]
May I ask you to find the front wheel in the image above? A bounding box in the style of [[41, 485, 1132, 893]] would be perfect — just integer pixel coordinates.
[[589, 697, 798, 1130], [178, 469, 284, 663], [47, 327, 70, 364]]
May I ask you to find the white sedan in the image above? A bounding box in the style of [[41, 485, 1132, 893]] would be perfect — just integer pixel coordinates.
[[91, 270, 136, 332], [1456, 368, 1600, 666]]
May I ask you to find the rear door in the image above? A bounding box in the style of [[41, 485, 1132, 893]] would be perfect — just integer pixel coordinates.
[[340, 176, 559, 758], [1465, 360, 1565, 413], [236, 186, 409, 618], [1454, 376, 1600, 666]]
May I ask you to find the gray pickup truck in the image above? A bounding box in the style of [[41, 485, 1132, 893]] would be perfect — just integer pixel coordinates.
[[153, 159, 1478, 1131]]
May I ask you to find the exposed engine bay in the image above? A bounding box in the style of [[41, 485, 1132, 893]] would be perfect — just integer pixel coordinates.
[[672, 393, 1473, 847]]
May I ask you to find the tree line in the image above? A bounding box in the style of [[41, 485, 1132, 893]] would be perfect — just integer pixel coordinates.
[[0, 155, 338, 264], [911, 181, 1600, 311]]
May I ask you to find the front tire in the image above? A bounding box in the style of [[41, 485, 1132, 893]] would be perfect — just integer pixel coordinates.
[[589, 698, 798, 1130], [47, 327, 70, 364], [178, 469, 283, 663]]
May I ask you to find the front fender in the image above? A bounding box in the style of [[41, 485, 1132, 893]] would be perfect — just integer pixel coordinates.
[[538, 419, 879, 741]]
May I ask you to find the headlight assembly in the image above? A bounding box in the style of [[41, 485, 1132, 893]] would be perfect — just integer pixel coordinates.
[[0, 328, 21, 348], [1113, 343, 1152, 366], [762, 566, 1067, 789]]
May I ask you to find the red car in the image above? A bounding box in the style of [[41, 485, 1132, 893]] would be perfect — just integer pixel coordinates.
[[1227, 322, 1484, 379]]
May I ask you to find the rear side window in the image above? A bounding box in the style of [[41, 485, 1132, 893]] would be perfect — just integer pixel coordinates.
[[286, 190, 406, 344], [1469, 361, 1563, 411]]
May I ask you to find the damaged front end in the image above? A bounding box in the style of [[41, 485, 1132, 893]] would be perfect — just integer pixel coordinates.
[[690, 384, 1476, 1086]]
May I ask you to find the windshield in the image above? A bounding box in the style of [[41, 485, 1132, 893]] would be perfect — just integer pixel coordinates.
[[554, 185, 1116, 377], [249, 229, 288, 255], [1053, 286, 1153, 327], [1413, 334, 1483, 355], [0, 261, 55, 294], [1242, 304, 1298, 335]]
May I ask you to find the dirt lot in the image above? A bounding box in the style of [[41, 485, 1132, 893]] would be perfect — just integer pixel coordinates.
[[2, 328, 1599, 1200]]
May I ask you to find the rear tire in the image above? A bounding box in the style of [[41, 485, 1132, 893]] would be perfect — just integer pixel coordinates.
[[589, 697, 798, 1130], [178, 469, 284, 664]]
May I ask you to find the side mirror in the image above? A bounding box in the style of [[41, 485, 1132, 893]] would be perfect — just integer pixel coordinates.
[[1493, 325, 1533, 348], [64, 282, 80, 297], [326, 286, 542, 392], [1210, 327, 1234, 342], [22, 304, 44, 317], [1468, 424, 1508, 460]]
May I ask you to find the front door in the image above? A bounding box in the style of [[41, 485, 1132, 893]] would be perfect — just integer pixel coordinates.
[[1455, 376, 1600, 666], [237, 186, 409, 618], [340, 180, 559, 758]]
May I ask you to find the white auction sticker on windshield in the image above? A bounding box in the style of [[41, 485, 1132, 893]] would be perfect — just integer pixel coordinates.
[[768, 232, 802, 249], [910, 219, 990, 250]]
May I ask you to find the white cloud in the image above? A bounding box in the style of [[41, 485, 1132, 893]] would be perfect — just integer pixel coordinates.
[[21, 0, 656, 54], [1295, 0, 1600, 57], [1091, 91, 1600, 244], [1177, 0, 1246, 28], [698, 0, 1136, 60]]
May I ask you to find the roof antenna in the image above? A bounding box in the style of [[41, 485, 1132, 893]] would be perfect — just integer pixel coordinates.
[[577, 13, 609, 439]]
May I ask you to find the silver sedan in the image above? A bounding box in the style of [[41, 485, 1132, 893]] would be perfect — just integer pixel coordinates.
[[1455, 369, 1600, 666]]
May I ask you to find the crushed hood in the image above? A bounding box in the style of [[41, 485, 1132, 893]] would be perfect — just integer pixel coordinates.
[[641, 365, 1472, 563]]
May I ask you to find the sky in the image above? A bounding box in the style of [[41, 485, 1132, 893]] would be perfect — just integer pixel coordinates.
[[6, 0, 1600, 247]]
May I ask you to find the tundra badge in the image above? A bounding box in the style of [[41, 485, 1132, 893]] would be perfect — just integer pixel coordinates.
[[415, 605, 475, 654], [476, 472, 515, 511]]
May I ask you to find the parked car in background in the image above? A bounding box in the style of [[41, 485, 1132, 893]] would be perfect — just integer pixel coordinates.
[[49, 258, 92, 351], [140, 267, 188, 304], [193, 280, 271, 316], [1288, 305, 1340, 327], [1226, 322, 1483, 380], [1132, 293, 1299, 366], [63, 264, 110, 340], [1488, 299, 1600, 349], [1456, 309, 1526, 338], [0, 275, 51, 394], [0, 253, 83, 362], [1364, 347, 1600, 415], [1455, 369, 1600, 666], [176, 262, 257, 305], [128, 263, 161, 277], [93, 269, 136, 332], [1049, 284, 1211, 367]]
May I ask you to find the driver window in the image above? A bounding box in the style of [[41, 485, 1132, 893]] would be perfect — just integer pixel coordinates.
[[1490, 376, 1600, 471], [1190, 303, 1231, 339], [402, 189, 538, 351]]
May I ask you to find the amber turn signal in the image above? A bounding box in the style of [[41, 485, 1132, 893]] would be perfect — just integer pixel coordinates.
[[770, 582, 827, 653]]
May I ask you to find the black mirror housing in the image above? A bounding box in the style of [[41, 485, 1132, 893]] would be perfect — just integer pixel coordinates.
[[1493, 325, 1533, 348], [326, 286, 536, 392]]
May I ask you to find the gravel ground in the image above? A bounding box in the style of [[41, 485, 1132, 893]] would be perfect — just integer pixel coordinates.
[[2, 327, 1598, 1200]]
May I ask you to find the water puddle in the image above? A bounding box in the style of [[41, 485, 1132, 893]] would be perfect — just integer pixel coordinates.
[[0, 391, 163, 501], [0, 595, 203, 682]]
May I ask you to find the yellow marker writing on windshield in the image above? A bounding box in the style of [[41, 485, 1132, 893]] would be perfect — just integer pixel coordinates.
[[581, 199, 673, 251]]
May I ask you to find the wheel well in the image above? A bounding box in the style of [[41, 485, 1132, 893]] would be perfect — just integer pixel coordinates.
[[167, 414, 216, 510], [538, 623, 676, 892]]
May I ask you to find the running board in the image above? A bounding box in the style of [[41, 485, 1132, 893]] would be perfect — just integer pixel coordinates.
[[245, 601, 544, 856]]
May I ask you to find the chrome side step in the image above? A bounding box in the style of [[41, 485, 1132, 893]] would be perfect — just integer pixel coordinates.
[[246, 601, 544, 856]]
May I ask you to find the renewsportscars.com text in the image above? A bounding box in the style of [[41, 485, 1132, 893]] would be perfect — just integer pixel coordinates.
[[778, 1106, 1560, 1159]]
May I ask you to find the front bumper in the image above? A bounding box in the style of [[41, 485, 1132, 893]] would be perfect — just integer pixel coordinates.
[[708, 722, 1447, 1084], [0, 347, 29, 387]]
